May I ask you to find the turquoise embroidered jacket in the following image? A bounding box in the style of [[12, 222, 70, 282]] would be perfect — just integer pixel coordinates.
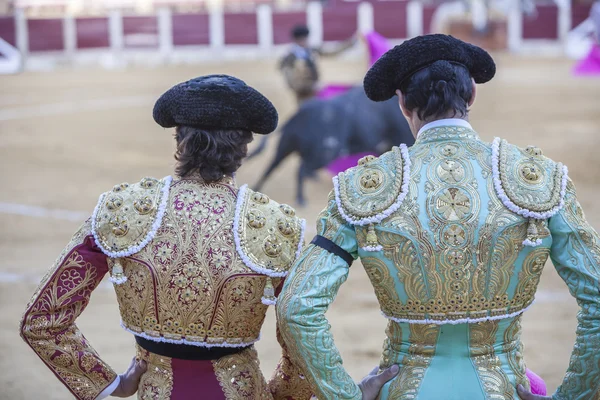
[[277, 125, 600, 400]]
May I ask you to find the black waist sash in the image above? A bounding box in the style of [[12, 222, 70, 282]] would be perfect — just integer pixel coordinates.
[[135, 336, 251, 361]]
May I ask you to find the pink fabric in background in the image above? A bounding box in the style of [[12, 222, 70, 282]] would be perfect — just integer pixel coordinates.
[[364, 30, 392, 66], [317, 84, 353, 99], [317, 31, 392, 102], [526, 368, 548, 395], [326, 152, 374, 175], [573, 43, 600, 76]]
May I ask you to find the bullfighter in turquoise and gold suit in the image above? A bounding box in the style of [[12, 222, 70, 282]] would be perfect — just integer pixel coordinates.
[[277, 35, 600, 400]]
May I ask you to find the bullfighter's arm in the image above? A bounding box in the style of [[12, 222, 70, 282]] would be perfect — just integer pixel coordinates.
[[548, 178, 600, 400], [268, 303, 314, 399], [19, 219, 119, 400], [276, 191, 362, 400], [316, 34, 358, 57]]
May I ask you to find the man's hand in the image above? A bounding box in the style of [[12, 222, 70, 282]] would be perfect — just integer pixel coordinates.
[[111, 357, 147, 398], [516, 384, 552, 400], [358, 365, 399, 400]]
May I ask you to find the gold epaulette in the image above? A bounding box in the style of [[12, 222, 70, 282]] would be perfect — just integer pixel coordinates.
[[333, 145, 411, 227], [92, 176, 172, 261], [491, 138, 568, 246], [233, 185, 305, 279]]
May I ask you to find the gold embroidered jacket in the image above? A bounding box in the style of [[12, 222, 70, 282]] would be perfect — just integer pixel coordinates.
[[20, 176, 312, 400], [278, 126, 600, 399]]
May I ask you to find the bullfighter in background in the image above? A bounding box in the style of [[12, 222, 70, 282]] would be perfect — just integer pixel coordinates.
[[279, 24, 357, 105]]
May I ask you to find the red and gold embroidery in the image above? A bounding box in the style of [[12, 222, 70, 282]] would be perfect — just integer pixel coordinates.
[[114, 180, 297, 347], [212, 347, 271, 399], [137, 346, 174, 400], [20, 220, 116, 400], [268, 353, 313, 400]]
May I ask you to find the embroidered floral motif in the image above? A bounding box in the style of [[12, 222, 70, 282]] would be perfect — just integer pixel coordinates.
[[136, 346, 174, 400], [115, 181, 278, 347], [212, 347, 271, 399], [20, 220, 117, 400]]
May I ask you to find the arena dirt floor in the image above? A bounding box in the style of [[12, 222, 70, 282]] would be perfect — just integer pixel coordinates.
[[1, 53, 599, 399]]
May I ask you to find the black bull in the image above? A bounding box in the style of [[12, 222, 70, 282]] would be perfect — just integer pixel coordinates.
[[250, 86, 415, 205]]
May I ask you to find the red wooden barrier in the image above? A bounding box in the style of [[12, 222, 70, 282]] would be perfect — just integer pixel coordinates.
[[76, 17, 110, 49], [28, 18, 63, 52], [373, 1, 408, 39], [224, 13, 258, 45], [322, 4, 357, 41], [273, 11, 306, 45], [172, 14, 210, 46], [0, 16, 16, 46], [522, 5, 559, 39], [571, 3, 592, 28], [123, 16, 159, 48], [423, 4, 438, 34]]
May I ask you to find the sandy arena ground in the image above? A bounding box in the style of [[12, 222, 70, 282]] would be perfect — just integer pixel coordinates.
[[1, 53, 599, 399]]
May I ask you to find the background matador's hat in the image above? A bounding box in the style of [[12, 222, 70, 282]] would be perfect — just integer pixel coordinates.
[[363, 34, 496, 102], [153, 74, 278, 134]]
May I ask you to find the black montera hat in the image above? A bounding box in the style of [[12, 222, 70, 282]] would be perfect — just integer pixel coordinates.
[[153, 74, 278, 134], [363, 34, 496, 102], [292, 25, 310, 39]]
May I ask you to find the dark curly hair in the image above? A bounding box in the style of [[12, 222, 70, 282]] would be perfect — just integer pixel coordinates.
[[174, 126, 254, 182], [400, 61, 473, 121]]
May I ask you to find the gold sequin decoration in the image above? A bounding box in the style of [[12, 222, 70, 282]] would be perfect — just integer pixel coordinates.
[[496, 138, 565, 213], [519, 162, 543, 183], [236, 187, 303, 275], [358, 154, 378, 166], [212, 347, 271, 399], [359, 169, 384, 190], [337, 146, 405, 218], [94, 177, 169, 254], [137, 346, 174, 400]]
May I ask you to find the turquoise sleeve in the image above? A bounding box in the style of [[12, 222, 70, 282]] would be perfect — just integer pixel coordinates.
[[548, 179, 600, 400], [276, 193, 363, 400]]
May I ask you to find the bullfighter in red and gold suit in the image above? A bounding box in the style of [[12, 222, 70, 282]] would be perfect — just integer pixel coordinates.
[[19, 75, 314, 400]]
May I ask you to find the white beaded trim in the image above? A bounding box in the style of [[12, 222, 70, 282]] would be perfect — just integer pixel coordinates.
[[381, 302, 533, 325], [261, 297, 277, 306], [233, 184, 305, 278], [333, 144, 412, 226], [523, 238, 543, 247], [121, 321, 260, 348], [295, 218, 307, 261], [361, 245, 383, 252], [92, 176, 173, 258], [491, 138, 568, 220], [108, 275, 128, 285]]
